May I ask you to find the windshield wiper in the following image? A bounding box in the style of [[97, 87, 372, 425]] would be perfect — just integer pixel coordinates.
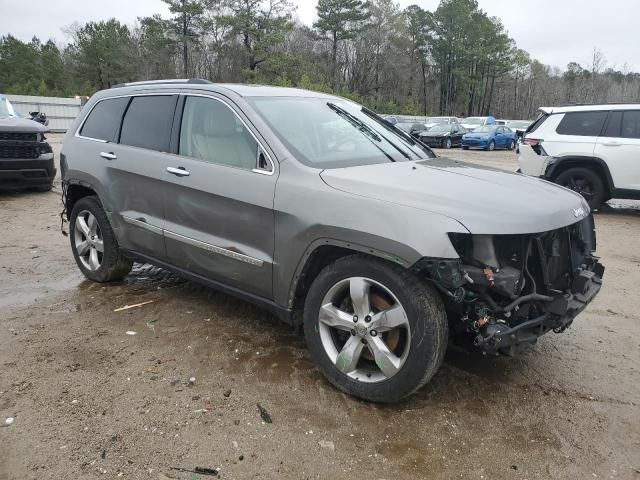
[[358, 107, 414, 160], [326, 102, 396, 162]]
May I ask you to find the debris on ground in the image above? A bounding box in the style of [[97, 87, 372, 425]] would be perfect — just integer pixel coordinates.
[[126, 331, 137, 336], [188, 377, 196, 385], [318, 440, 335, 451], [2, 417, 14, 427], [256, 403, 272, 423], [223, 389, 231, 398], [170, 466, 218, 476], [113, 300, 154, 312]]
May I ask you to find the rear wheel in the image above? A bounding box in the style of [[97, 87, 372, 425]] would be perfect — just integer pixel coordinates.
[[555, 167, 605, 210], [70, 196, 133, 282], [303, 255, 448, 403]]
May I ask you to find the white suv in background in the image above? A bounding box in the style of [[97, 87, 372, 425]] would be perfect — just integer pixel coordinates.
[[519, 104, 640, 209]]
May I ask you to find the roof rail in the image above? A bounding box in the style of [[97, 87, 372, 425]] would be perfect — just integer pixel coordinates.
[[111, 79, 213, 89], [554, 102, 640, 107]]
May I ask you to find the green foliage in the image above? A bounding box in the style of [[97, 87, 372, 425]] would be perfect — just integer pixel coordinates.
[[1, 0, 639, 119]]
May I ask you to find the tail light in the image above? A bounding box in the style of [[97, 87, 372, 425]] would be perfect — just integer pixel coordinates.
[[523, 138, 542, 147], [523, 137, 546, 155]]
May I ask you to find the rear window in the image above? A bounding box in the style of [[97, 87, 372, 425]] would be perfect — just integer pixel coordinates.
[[556, 111, 608, 136], [525, 113, 548, 135], [80, 97, 129, 142], [119, 96, 177, 151]]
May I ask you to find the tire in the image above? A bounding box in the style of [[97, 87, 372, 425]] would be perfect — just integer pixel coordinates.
[[554, 167, 606, 210], [303, 255, 448, 403], [487, 140, 495, 151], [508, 139, 516, 150], [69, 196, 133, 282], [444, 138, 452, 149]]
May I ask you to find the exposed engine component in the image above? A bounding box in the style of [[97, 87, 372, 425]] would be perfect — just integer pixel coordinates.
[[420, 217, 604, 355]]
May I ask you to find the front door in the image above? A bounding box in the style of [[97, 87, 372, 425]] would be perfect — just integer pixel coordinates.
[[162, 94, 277, 299]]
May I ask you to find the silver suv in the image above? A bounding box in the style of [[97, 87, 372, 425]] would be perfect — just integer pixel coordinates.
[[61, 80, 604, 402]]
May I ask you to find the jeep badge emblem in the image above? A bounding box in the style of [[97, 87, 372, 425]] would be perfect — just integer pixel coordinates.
[[573, 207, 586, 218]]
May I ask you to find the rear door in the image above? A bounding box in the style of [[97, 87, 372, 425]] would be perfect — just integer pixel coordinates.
[[100, 94, 178, 258], [594, 110, 640, 190], [162, 94, 277, 299], [544, 110, 607, 157]]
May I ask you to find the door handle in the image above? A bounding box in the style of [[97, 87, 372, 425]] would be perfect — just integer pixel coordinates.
[[100, 151, 117, 160], [167, 166, 190, 177], [601, 141, 621, 147]]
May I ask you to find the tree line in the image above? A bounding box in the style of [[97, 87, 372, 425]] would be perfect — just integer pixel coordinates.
[[1, 0, 639, 120]]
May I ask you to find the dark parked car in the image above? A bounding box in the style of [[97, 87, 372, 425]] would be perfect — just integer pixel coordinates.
[[396, 122, 427, 138], [418, 123, 465, 148], [0, 95, 55, 191], [461, 125, 517, 151], [61, 80, 603, 403]]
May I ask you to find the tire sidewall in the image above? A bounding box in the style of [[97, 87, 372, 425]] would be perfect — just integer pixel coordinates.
[[488, 140, 495, 151], [555, 167, 605, 209], [303, 257, 445, 402], [69, 197, 120, 282]]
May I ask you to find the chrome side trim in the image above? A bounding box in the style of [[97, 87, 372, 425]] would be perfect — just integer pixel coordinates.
[[164, 229, 264, 267], [122, 215, 163, 234]]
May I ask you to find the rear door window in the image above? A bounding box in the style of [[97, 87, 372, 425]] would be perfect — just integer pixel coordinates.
[[80, 97, 129, 142], [556, 111, 608, 136], [119, 95, 177, 152]]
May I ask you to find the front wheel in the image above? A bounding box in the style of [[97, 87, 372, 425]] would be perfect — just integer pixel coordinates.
[[487, 140, 496, 151], [443, 138, 452, 149], [508, 139, 516, 150], [554, 167, 605, 210], [303, 255, 448, 403]]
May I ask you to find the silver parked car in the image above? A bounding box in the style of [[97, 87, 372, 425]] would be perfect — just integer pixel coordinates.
[[61, 80, 604, 402]]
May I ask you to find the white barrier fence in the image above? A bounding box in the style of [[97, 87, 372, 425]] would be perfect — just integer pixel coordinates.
[[4, 94, 83, 132]]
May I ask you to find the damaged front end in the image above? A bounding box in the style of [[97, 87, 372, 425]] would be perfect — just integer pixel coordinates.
[[415, 216, 604, 355]]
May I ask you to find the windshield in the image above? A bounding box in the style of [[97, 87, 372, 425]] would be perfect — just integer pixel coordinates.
[[509, 120, 530, 129], [0, 98, 15, 117], [428, 125, 450, 133], [248, 97, 435, 168], [473, 126, 496, 133], [463, 117, 484, 125]]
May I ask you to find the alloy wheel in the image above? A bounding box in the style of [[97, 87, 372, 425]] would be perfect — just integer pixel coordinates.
[[561, 175, 595, 201], [317, 277, 411, 383], [74, 210, 104, 271]]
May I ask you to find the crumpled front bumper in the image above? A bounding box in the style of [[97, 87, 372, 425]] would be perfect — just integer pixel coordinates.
[[474, 263, 604, 355]]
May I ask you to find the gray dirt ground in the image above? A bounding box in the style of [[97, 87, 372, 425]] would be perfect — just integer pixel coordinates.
[[1, 134, 639, 480]]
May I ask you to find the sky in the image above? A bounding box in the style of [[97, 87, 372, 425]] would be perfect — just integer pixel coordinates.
[[2, 0, 639, 72]]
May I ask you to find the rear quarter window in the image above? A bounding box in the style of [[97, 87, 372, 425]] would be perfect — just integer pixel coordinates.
[[79, 97, 129, 142], [556, 111, 608, 137], [119, 95, 177, 152]]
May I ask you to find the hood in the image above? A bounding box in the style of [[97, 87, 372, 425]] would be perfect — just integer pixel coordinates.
[[422, 131, 448, 137], [320, 157, 589, 235], [0, 116, 49, 133]]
